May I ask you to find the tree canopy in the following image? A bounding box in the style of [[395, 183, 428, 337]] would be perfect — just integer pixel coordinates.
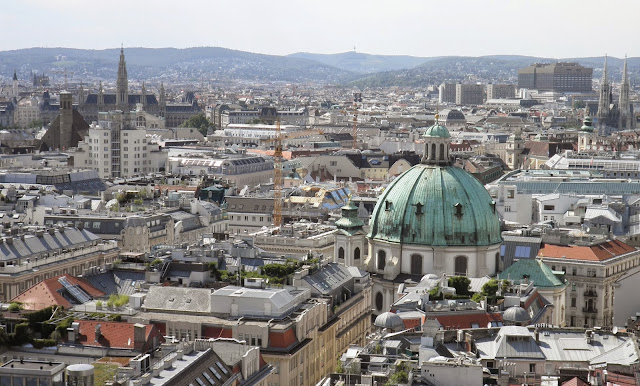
[[179, 113, 215, 136]]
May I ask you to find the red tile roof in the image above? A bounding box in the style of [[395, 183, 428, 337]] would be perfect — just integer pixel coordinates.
[[202, 326, 232, 339], [75, 320, 164, 352], [269, 328, 297, 348], [12, 275, 104, 311], [430, 312, 503, 330], [561, 377, 589, 386], [538, 239, 636, 262]]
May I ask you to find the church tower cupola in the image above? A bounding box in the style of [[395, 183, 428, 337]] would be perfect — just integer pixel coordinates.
[[421, 113, 451, 165]]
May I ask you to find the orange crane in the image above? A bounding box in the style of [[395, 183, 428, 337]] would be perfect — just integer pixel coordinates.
[[352, 93, 362, 149], [273, 118, 283, 228], [268, 122, 324, 228]]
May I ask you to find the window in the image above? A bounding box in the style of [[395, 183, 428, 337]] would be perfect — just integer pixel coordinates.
[[507, 190, 515, 199], [504, 206, 511, 212], [571, 297, 576, 308], [377, 250, 386, 271], [500, 245, 506, 256], [330, 161, 337, 166], [338, 247, 345, 260], [375, 292, 383, 311], [454, 256, 468, 276], [543, 205, 555, 211], [410, 254, 423, 275], [354, 247, 360, 260], [529, 363, 536, 373], [572, 268, 577, 276], [514, 246, 531, 258]]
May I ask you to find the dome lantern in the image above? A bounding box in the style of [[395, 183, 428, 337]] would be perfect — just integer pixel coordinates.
[[421, 114, 451, 166]]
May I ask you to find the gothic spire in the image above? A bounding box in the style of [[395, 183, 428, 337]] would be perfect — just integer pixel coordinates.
[[619, 55, 632, 129], [597, 55, 611, 119], [116, 46, 129, 110]]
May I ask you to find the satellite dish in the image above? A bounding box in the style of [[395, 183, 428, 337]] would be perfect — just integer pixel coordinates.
[[487, 322, 493, 329], [613, 326, 618, 335]]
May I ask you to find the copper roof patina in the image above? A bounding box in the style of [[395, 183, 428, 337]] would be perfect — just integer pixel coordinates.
[[367, 164, 502, 246]]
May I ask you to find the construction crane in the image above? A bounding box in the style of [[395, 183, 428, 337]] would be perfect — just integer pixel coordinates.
[[273, 118, 283, 228], [268, 122, 324, 229], [50, 67, 74, 89], [352, 92, 362, 149]]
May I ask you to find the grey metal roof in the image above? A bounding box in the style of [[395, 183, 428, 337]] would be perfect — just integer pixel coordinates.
[[83, 270, 145, 296], [302, 263, 352, 295], [498, 181, 640, 195], [537, 330, 631, 363], [590, 339, 639, 366], [475, 326, 545, 360], [0, 228, 100, 261], [143, 286, 212, 314]]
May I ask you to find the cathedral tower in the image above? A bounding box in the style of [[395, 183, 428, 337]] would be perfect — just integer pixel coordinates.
[[12, 70, 18, 98], [159, 83, 166, 118], [619, 56, 632, 130], [116, 47, 129, 111], [597, 55, 611, 121]]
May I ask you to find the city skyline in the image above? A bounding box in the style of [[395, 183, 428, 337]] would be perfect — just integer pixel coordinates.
[[3, 0, 639, 58]]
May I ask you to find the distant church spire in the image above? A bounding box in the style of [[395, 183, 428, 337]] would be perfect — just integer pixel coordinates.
[[597, 55, 611, 119], [619, 55, 632, 130], [116, 46, 129, 111], [141, 81, 147, 107]]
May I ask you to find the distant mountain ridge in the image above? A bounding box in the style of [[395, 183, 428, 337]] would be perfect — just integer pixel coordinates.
[[0, 47, 358, 84], [0, 47, 637, 87], [288, 51, 431, 74]]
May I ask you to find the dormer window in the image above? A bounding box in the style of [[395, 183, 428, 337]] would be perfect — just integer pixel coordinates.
[[415, 202, 424, 215], [455, 203, 463, 216], [385, 200, 392, 211], [490, 200, 496, 213]]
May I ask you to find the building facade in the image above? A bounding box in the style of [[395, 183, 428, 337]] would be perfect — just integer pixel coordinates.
[[518, 62, 593, 92]]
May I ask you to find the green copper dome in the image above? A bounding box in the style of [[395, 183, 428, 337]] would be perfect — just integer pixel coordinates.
[[581, 116, 594, 132], [367, 164, 501, 246], [336, 200, 365, 234], [423, 124, 450, 138]]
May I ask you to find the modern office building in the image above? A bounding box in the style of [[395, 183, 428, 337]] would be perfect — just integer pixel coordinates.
[[517, 62, 593, 92]]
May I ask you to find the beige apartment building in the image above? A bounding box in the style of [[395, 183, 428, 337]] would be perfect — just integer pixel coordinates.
[[0, 226, 119, 302]]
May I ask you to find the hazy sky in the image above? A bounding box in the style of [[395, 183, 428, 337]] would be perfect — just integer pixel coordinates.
[[2, 0, 638, 58]]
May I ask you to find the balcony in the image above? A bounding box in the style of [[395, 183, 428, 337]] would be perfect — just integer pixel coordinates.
[[583, 307, 598, 314], [584, 290, 598, 297]]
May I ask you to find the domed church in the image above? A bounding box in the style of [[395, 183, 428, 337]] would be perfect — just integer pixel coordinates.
[[334, 119, 502, 313]]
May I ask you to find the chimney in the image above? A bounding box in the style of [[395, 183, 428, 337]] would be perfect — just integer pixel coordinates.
[[534, 328, 539, 344], [95, 324, 102, 342], [134, 323, 146, 351]]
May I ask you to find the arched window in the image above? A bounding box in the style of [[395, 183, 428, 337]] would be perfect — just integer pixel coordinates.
[[377, 250, 386, 271], [410, 254, 423, 275], [425, 145, 428, 159], [354, 247, 361, 260], [375, 292, 384, 311], [440, 143, 445, 160], [454, 255, 468, 276], [431, 144, 436, 160], [338, 247, 345, 260]]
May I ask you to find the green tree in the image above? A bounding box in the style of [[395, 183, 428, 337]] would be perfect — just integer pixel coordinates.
[[573, 100, 586, 109], [179, 113, 215, 136], [481, 279, 499, 298], [28, 119, 44, 129], [448, 276, 471, 296]]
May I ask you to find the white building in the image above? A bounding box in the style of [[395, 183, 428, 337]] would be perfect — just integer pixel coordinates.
[[74, 110, 168, 179]]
